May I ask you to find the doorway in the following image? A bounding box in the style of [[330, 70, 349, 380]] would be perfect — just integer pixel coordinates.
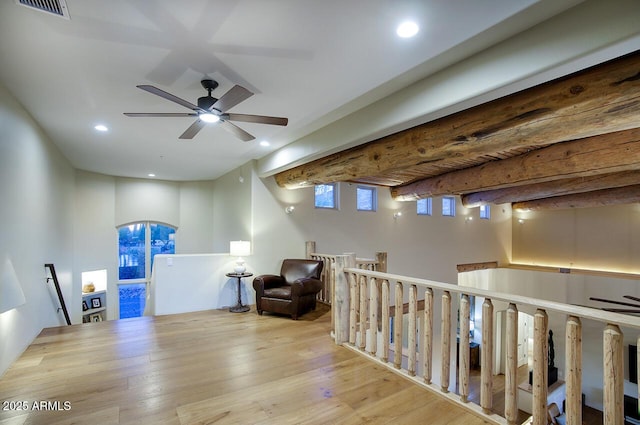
[[495, 310, 534, 374]]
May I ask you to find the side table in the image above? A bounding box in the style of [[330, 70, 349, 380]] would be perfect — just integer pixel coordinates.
[[226, 272, 253, 313]]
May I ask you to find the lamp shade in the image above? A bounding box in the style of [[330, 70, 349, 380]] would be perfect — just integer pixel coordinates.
[[0, 258, 26, 314], [229, 240, 251, 257]]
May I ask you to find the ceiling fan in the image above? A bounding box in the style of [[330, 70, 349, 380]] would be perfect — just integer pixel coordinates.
[[124, 79, 288, 142], [590, 296, 640, 315]]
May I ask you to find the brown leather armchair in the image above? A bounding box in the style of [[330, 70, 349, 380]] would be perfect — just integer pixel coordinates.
[[253, 259, 324, 319]]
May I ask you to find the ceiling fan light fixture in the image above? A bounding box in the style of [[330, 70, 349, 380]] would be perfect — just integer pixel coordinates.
[[199, 112, 220, 123]]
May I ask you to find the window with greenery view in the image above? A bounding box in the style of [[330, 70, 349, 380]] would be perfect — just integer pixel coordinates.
[[118, 222, 175, 318]]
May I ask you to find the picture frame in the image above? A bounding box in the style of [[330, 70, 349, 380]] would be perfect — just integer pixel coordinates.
[[91, 297, 102, 309], [82, 300, 89, 311], [89, 313, 102, 322]]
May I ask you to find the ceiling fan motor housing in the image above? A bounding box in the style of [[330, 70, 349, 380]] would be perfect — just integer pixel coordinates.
[[198, 96, 217, 110], [198, 79, 219, 110]]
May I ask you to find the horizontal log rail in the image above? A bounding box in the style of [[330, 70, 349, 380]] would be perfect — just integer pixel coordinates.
[[332, 257, 640, 425]]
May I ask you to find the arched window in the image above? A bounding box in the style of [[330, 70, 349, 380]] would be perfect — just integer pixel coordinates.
[[118, 222, 175, 318]]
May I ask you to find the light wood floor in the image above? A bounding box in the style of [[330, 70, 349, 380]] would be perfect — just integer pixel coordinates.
[[0, 305, 493, 425]]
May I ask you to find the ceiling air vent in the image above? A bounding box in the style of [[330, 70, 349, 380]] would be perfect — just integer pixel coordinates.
[[15, 0, 70, 19]]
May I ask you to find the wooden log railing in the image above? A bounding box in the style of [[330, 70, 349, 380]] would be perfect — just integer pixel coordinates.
[[331, 256, 640, 425], [305, 241, 387, 334], [305, 241, 387, 306]]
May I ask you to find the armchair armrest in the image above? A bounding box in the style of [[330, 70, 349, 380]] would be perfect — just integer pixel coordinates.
[[291, 277, 322, 297], [253, 274, 285, 292]]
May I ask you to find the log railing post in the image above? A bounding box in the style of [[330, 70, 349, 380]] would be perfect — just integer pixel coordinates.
[[533, 309, 549, 425], [565, 316, 582, 425], [305, 241, 316, 259], [459, 294, 471, 403], [423, 288, 434, 384], [375, 252, 387, 273], [374, 252, 387, 331], [333, 254, 354, 345], [358, 275, 368, 351], [329, 256, 335, 329], [349, 271, 358, 345], [603, 324, 624, 425], [394, 281, 404, 369], [408, 284, 417, 376], [481, 298, 494, 413], [381, 279, 390, 362], [369, 277, 379, 356], [505, 303, 519, 424], [441, 290, 452, 393]]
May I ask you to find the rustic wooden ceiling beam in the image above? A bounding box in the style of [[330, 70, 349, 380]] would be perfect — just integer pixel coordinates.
[[461, 170, 640, 207], [391, 127, 640, 201], [275, 51, 640, 190], [512, 184, 640, 211]]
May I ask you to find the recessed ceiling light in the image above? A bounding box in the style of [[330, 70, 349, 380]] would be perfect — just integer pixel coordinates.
[[94, 124, 108, 132], [148, 173, 156, 177], [396, 21, 419, 38], [260, 140, 270, 147]]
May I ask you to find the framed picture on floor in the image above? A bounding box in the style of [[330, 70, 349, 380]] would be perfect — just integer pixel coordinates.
[[89, 313, 102, 322]]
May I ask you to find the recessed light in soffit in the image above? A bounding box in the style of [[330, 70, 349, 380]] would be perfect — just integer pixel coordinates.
[[396, 21, 419, 38]]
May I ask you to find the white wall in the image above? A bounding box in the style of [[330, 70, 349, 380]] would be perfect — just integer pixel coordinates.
[[74, 171, 118, 322], [178, 181, 215, 254], [212, 162, 252, 253], [0, 83, 75, 375], [513, 204, 640, 273], [115, 177, 180, 226], [250, 167, 311, 271], [150, 254, 250, 315]]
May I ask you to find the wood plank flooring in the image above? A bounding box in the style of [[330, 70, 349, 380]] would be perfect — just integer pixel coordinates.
[[0, 305, 492, 425]]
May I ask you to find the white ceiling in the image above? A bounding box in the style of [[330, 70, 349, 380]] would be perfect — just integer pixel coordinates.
[[0, 0, 584, 181]]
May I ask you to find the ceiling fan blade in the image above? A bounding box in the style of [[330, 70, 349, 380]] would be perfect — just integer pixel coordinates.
[[124, 113, 197, 118], [219, 121, 255, 142], [602, 308, 640, 314], [225, 113, 288, 126], [624, 295, 640, 303], [589, 297, 640, 308], [179, 120, 207, 140], [137, 85, 201, 111], [213, 85, 253, 112]]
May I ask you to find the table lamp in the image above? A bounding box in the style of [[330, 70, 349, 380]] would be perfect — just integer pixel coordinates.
[[229, 240, 251, 273]]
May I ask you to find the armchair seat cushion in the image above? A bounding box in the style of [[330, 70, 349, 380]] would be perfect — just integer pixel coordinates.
[[263, 286, 292, 300], [253, 259, 324, 320]]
